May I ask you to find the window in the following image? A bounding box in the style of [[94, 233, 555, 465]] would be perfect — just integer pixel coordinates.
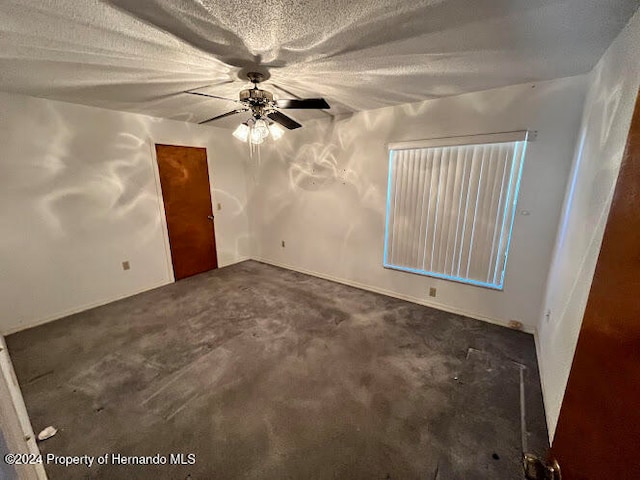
[[383, 131, 529, 290]]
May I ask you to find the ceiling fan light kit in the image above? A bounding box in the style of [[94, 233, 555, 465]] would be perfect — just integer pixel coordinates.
[[231, 118, 285, 145], [268, 122, 285, 141], [186, 72, 330, 148], [232, 122, 250, 142]]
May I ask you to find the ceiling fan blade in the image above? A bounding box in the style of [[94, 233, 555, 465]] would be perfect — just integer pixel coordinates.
[[186, 90, 238, 103], [199, 109, 246, 124], [275, 98, 330, 110], [268, 111, 302, 130]]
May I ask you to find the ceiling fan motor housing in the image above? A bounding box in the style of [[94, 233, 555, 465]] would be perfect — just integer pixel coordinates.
[[239, 88, 274, 104], [189, 69, 324, 128]]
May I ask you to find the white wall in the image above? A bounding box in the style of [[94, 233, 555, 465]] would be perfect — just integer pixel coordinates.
[[0, 92, 251, 334], [537, 12, 640, 441], [248, 75, 588, 332]]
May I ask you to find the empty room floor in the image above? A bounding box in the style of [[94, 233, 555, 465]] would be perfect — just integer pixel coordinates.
[[7, 261, 548, 479]]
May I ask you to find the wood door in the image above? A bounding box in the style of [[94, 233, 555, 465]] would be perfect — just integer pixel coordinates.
[[550, 91, 640, 479], [155, 144, 218, 280]]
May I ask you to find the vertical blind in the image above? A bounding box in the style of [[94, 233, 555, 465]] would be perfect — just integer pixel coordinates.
[[384, 134, 528, 289]]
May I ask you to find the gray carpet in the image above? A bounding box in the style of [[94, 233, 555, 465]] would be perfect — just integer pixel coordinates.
[[7, 260, 548, 479]]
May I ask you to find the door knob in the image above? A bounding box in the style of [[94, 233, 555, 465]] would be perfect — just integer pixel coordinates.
[[207, 215, 214, 221], [523, 453, 561, 480]]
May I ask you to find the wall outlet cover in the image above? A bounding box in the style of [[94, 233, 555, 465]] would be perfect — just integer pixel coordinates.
[[429, 287, 437, 297], [122, 261, 130, 271]]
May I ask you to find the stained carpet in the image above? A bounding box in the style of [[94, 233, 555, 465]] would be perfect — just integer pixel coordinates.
[[7, 260, 548, 479]]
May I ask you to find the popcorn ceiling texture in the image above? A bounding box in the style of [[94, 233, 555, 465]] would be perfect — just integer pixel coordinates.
[[0, 0, 638, 127]]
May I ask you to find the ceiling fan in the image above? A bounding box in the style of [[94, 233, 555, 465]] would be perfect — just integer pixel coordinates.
[[185, 72, 330, 144]]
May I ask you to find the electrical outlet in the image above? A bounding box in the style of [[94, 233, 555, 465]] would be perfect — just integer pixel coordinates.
[[122, 261, 130, 271], [217, 202, 222, 211], [429, 287, 437, 297], [281, 240, 286, 248]]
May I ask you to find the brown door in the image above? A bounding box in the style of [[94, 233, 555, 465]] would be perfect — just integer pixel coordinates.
[[155, 144, 218, 280], [550, 91, 640, 479]]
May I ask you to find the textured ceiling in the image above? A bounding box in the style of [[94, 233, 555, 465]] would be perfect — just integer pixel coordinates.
[[0, 0, 638, 128]]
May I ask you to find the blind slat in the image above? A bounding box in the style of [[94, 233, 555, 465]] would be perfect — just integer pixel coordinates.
[[385, 140, 526, 289]]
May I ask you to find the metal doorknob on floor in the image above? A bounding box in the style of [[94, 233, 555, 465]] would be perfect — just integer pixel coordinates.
[[523, 453, 561, 480], [207, 215, 214, 221]]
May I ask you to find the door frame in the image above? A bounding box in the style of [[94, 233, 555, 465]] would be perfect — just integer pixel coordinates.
[[150, 141, 218, 282], [0, 336, 47, 480]]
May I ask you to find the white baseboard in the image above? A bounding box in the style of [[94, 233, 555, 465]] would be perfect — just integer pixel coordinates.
[[5, 255, 533, 337], [4, 256, 253, 336], [3, 280, 172, 336], [533, 328, 554, 443], [220, 256, 251, 267], [252, 257, 535, 335]]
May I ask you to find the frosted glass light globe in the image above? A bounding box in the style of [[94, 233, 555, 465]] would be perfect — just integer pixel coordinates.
[[269, 123, 285, 141], [253, 118, 269, 139], [250, 127, 266, 144], [232, 123, 250, 142]]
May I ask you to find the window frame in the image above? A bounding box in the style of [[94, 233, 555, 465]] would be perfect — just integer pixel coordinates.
[[383, 131, 530, 290]]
